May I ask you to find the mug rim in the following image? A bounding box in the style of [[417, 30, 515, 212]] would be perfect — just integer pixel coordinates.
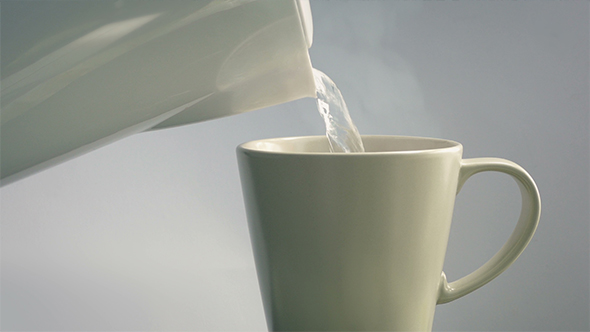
[[238, 135, 462, 156]]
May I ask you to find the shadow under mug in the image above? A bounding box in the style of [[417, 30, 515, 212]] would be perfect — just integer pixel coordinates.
[[237, 135, 540, 331]]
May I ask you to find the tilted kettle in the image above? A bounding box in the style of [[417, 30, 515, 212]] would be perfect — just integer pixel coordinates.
[[1, 0, 315, 185]]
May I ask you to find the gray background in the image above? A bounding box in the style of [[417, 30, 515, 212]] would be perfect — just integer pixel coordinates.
[[1, 0, 588, 331]]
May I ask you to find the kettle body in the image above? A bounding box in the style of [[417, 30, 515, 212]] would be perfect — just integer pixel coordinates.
[[1, 0, 315, 185]]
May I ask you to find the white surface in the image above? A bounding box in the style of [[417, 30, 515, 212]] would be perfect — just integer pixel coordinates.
[[0, 0, 315, 184], [1, 1, 588, 331]]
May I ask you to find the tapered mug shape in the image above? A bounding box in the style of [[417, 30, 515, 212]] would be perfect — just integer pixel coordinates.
[[237, 135, 540, 331]]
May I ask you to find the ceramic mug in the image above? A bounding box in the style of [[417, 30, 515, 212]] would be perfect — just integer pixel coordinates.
[[237, 135, 540, 331]]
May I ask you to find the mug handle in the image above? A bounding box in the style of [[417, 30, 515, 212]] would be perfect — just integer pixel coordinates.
[[437, 158, 541, 304]]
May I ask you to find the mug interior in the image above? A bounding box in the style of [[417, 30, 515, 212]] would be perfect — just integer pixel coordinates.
[[239, 135, 461, 154]]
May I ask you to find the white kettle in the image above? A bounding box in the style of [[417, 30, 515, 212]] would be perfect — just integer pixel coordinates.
[[1, 0, 315, 185]]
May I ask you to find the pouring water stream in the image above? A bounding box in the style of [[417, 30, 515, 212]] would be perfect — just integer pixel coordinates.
[[313, 68, 365, 153]]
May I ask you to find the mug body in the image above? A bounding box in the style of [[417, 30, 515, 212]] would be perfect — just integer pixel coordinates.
[[237, 135, 463, 331]]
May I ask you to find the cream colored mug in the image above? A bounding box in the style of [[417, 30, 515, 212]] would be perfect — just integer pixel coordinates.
[[237, 135, 540, 331]]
